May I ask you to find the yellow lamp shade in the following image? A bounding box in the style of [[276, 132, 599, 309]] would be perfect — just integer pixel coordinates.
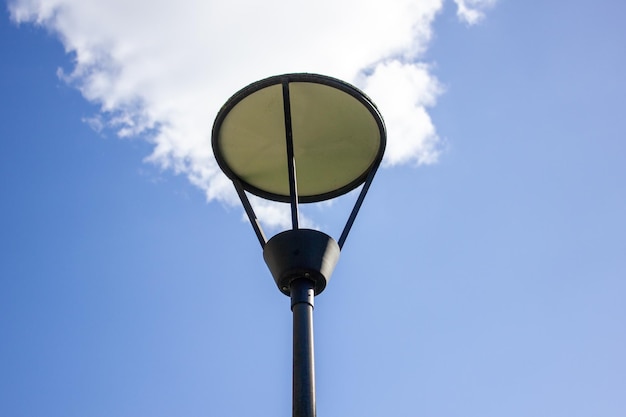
[[212, 74, 386, 203]]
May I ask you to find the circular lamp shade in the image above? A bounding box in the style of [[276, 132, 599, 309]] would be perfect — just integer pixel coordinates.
[[212, 73, 386, 203]]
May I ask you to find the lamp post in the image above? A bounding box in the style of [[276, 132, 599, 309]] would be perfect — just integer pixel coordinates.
[[212, 73, 386, 417]]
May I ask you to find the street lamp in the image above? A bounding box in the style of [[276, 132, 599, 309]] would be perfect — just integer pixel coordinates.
[[212, 73, 386, 417]]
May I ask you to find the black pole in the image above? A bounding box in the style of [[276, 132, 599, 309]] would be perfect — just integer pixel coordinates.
[[290, 277, 316, 417]]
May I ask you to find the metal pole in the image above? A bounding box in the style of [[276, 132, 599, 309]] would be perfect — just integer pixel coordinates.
[[290, 278, 316, 417]]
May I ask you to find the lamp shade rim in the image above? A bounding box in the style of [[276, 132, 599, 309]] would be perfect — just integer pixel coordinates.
[[212, 73, 387, 203]]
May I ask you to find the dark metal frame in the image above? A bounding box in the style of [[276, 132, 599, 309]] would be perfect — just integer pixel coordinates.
[[212, 73, 387, 249]]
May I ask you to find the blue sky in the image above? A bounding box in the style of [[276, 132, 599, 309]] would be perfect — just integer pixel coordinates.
[[1, 1, 625, 416]]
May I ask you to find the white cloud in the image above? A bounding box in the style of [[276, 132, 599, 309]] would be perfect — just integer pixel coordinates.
[[360, 60, 443, 166], [8, 0, 493, 228], [454, 0, 497, 25]]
